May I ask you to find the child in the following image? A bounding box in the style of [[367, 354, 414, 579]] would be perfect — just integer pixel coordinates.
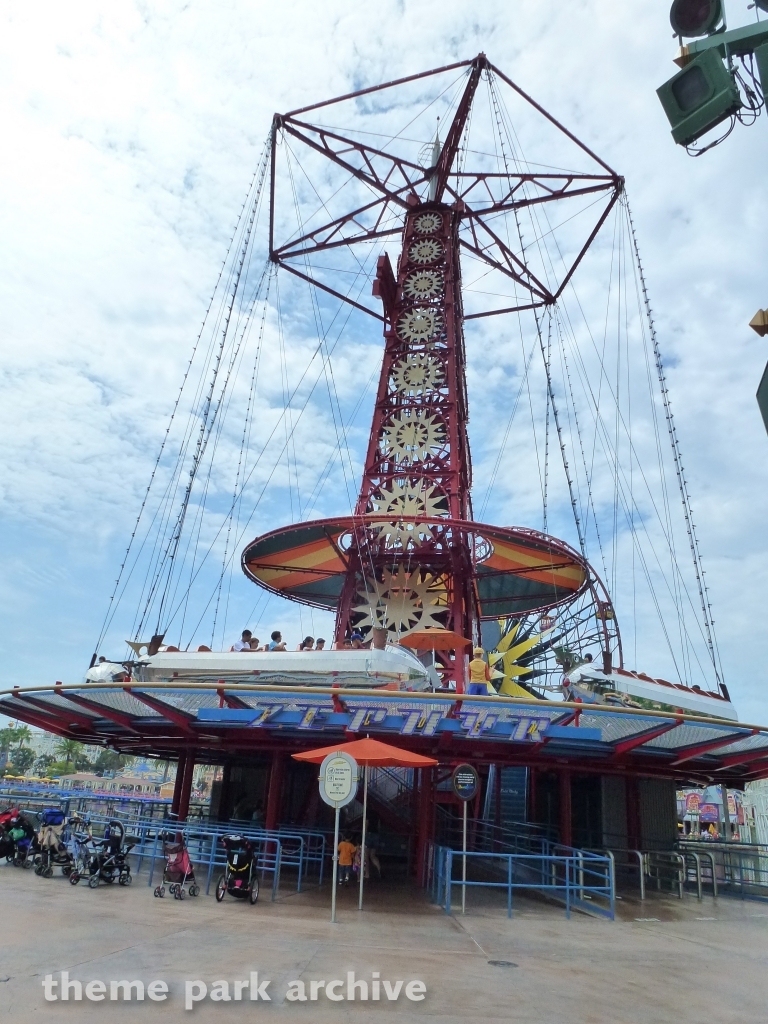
[[337, 835, 356, 885]]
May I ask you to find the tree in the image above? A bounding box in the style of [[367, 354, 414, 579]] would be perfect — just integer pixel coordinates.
[[11, 725, 32, 749], [34, 754, 56, 775], [55, 739, 85, 772], [91, 750, 132, 776], [10, 747, 34, 775]]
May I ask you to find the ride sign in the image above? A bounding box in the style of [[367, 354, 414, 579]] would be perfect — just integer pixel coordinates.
[[319, 751, 359, 809], [452, 764, 479, 802]]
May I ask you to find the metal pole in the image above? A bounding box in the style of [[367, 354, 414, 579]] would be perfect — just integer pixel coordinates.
[[462, 799, 468, 914], [358, 765, 368, 911], [331, 805, 340, 924]]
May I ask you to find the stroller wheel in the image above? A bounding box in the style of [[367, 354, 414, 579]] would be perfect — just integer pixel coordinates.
[[88, 874, 100, 889], [176, 887, 186, 900], [188, 884, 199, 897], [42, 866, 54, 879], [249, 878, 260, 905], [159, 886, 166, 897], [119, 873, 132, 886], [62, 865, 72, 877], [34, 864, 43, 876], [215, 875, 226, 902], [169, 883, 177, 895], [69, 872, 80, 885], [22, 858, 32, 869], [154, 886, 161, 897]]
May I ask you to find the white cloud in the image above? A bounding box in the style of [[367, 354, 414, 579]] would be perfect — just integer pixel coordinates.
[[1, 0, 767, 725]]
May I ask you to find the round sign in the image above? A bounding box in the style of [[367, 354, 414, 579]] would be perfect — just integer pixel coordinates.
[[319, 751, 359, 809], [452, 763, 479, 802]]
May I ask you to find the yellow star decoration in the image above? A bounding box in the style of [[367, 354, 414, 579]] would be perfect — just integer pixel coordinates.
[[488, 619, 552, 698], [353, 566, 448, 636]]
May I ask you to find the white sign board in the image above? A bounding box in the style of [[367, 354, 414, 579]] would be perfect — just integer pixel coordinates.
[[319, 751, 358, 809]]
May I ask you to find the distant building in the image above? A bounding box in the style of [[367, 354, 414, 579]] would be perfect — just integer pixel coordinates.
[[55, 773, 163, 796]]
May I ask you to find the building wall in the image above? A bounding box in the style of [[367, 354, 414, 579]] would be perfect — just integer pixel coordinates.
[[601, 775, 628, 849], [639, 778, 677, 850]]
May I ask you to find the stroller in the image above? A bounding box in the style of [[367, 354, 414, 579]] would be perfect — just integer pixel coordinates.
[[70, 819, 136, 888], [0, 807, 21, 862], [67, 816, 97, 886], [154, 831, 199, 899], [35, 807, 74, 878], [215, 834, 259, 904], [7, 812, 39, 868]]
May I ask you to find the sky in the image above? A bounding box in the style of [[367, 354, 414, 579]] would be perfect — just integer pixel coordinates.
[[1, 0, 767, 724]]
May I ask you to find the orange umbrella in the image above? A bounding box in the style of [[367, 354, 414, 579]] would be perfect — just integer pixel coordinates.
[[294, 738, 437, 912], [292, 736, 437, 767], [399, 627, 472, 651]]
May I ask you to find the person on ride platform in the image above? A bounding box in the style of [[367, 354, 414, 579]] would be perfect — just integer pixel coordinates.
[[467, 646, 492, 695]]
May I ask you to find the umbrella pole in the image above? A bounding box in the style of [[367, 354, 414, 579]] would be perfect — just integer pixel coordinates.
[[358, 765, 368, 911], [331, 805, 340, 923], [462, 799, 468, 914]]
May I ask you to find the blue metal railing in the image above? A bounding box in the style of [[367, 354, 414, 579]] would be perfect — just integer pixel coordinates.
[[429, 843, 615, 920]]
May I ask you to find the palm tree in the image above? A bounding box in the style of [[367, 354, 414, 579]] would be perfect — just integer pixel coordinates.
[[55, 739, 84, 772], [12, 724, 32, 749]]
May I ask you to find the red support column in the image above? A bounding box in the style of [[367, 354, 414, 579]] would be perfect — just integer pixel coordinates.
[[559, 770, 572, 848], [415, 766, 434, 886], [265, 752, 286, 833], [171, 753, 188, 817], [177, 752, 195, 823], [494, 765, 502, 829]]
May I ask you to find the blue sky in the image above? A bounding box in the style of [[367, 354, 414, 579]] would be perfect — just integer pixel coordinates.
[[1, 1, 767, 723]]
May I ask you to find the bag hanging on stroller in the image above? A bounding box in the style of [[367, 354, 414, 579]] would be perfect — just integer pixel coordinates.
[[154, 831, 199, 900], [35, 808, 74, 878], [215, 834, 259, 905]]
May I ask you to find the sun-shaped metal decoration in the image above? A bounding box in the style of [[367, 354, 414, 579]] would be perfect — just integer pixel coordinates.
[[403, 270, 443, 301], [368, 479, 447, 547], [396, 308, 442, 344], [380, 409, 445, 464], [391, 353, 444, 395], [414, 212, 442, 234], [488, 619, 555, 696], [408, 238, 443, 264], [353, 565, 448, 635]]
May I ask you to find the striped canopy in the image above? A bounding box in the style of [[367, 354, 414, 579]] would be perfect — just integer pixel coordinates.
[[241, 516, 588, 618]]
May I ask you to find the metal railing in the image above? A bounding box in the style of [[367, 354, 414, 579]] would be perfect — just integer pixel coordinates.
[[428, 843, 614, 920]]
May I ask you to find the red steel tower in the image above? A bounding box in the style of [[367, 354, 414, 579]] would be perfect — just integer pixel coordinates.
[[243, 55, 623, 687]]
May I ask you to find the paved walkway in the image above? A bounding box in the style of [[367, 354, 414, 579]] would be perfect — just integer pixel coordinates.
[[1, 865, 767, 1023]]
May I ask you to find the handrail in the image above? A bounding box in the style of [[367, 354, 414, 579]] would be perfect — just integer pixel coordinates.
[[430, 843, 614, 920]]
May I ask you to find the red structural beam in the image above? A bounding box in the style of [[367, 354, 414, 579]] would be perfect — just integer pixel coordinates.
[[126, 690, 196, 736], [12, 693, 98, 734], [2, 698, 79, 741], [671, 729, 754, 765], [612, 720, 682, 756], [216, 689, 252, 710], [60, 690, 141, 734], [714, 745, 768, 769]]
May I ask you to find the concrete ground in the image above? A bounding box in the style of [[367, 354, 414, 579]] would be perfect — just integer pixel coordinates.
[[1, 863, 768, 1024]]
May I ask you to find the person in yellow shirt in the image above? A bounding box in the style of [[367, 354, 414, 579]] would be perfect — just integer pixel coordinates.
[[337, 835, 356, 885], [467, 646, 492, 696]]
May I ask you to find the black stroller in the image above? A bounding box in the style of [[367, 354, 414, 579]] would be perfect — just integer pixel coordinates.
[[35, 807, 74, 878], [154, 831, 199, 899], [70, 819, 136, 888], [7, 812, 39, 868], [215, 834, 259, 904]]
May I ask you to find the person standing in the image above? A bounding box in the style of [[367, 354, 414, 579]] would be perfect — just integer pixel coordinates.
[[467, 646, 492, 695], [337, 835, 356, 885]]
